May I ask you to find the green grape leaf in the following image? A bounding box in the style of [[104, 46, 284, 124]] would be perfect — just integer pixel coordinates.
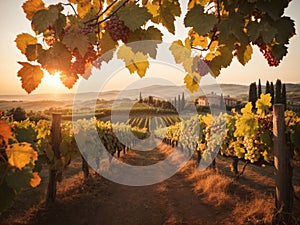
[[117, 45, 149, 78], [152, 0, 181, 34], [246, 21, 261, 42], [271, 44, 288, 60], [0, 182, 15, 212], [17, 62, 44, 94], [99, 31, 117, 62], [15, 125, 37, 146], [256, 93, 271, 117], [15, 33, 37, 55], [237, 44, 253, 66], [6, 143, 38, 170], [22, 0, 45, 20], [118, 2, 152, 32], [184, 72, 201, 93], [256, 0, 288, 21], [290, 123, 300, 151], [261, 20, 277, 44], [209, 46, 233, 77], [37, 42, 72, 74], [169, 39, 192, 64], [184, 4, 217, 36], [62, 29, 90, 57], [53, 13, 67, 39], [127, 26, 163, 58], [5, 168, 33, 192], [31, 4, 62, 34], [274, 17, 295, 44], [25, 44, 43, 61]]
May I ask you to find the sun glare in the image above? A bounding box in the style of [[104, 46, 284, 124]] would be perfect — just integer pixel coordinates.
[[42, 71, 66, 93]]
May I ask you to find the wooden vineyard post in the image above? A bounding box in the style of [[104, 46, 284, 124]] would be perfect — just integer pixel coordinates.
[[273, 104, 293, 224], [47, 113, 62, 203]]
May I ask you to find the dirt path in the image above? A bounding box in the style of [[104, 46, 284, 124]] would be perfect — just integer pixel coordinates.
[[0, 143, 230, 225]]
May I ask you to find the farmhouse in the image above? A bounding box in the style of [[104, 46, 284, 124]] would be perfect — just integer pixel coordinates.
[[195, 92, 237, 107]]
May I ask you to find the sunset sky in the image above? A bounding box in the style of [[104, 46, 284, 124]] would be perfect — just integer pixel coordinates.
[[0, 0, 299, 95]]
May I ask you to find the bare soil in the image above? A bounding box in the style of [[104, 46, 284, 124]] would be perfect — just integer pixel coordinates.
[[0, 142, 299, 225]]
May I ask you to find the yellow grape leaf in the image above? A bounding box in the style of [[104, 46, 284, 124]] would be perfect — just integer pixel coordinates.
[[188, 0, 210, 9], [188, 29, 208, 48], [241, 102, 253, 115], [30, 172, 41, 188], [256, 93, 272, 117], [22, 0, 45, 20], [0, 120, 13, 145], [184, 72, 201, 93], [17, 62, 44, 94], [169, 38, 192, 64], [6, 143, 38, 170], [182, 57, 194, 74], [60, 72, 78, 89], [117, 45, 149, 78], [237, 44, 253, 66], [146, 1, 160, 17], [202, 114, 212, 127], [15, 33, 37, 54], [209, 41, 218, 51]]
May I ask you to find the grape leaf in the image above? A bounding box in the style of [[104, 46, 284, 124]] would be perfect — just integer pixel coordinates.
[[184, 4, 217, 36], [246, 21, 261, 42], [237, 44, 252, 66], [271, 44, 287, 60], [169, 39, 192, 64], [0, 120, 12, 146], [184, 72, 201, 93], [118, 2, 152, 32], [30, 172, 41, 188], [15, 33, 37, 55], [60, 72, 78, 89], [22, 0, 45, 20], [37, 42, 72, 74], [99, 31, 117, 63], [25, 44, 43, 61], [234, 103, 258, 137], [62, 29, 90, 57], [17, 62, 44, 94], [152, 0, 181, 34], [188, 0, 210, 9], [117, 45, 149, 78], [31, 4, 62, 34], [127, 26, 163, 58], [274, 17, 295, 44], [6, 143, 38, 170], [261, 20, 277, 44], [256, 0, 288, 21], [188, 29, 208, 48], [256, 93, 271, 117], [5, 168, 33, 192], [209, 46, 233, 77], [53, 13, 67, 39]]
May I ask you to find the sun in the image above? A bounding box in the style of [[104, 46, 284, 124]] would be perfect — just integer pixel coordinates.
[[41, 71, 66, 93]]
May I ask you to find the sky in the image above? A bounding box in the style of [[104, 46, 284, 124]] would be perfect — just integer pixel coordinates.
[[0, 0, 299, 95]]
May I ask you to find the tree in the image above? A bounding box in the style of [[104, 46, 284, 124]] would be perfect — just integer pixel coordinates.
[[181, 92, 185, 111], [178, 94, 181, 112], [15, 0, 295, 94], [282, 83, 287, 110], [220, 93, 225, 109], [265, 80, 270, 94], [275, 79, 282, 104], [139, 91, 142, 103], [270, 82, 275, 106], [248, 82, 257, 108], [258, 79, 262, 98]]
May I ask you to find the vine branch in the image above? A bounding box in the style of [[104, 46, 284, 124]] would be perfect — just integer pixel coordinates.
[[62, 3, 78, 16]]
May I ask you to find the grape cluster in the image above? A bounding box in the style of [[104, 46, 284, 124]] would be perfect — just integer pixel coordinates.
[[193, 58, 210, 76], [255, 42, 280, 67], [104, 15, 130, 43], [71, 46, 99, 75]]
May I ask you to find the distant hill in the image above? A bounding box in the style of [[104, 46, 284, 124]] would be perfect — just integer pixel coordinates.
[[0, 83, 299, 111]]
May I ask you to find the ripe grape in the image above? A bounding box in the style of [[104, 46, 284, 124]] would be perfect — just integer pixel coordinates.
[[254, 41, 280, 67], [104, 15, 130, 43], [193, 57, 210, 76]]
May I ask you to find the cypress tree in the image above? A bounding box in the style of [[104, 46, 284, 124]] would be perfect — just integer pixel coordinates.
[[275, 79, 282, 104], [265, 81, 270, 94], [258, 79, 262, 98], [282, 83, 287, 110], [270, 82, 275, 106], [248, 82, 257, 108], [181, 92, 185, 111], [178, 94, 181, 112]]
